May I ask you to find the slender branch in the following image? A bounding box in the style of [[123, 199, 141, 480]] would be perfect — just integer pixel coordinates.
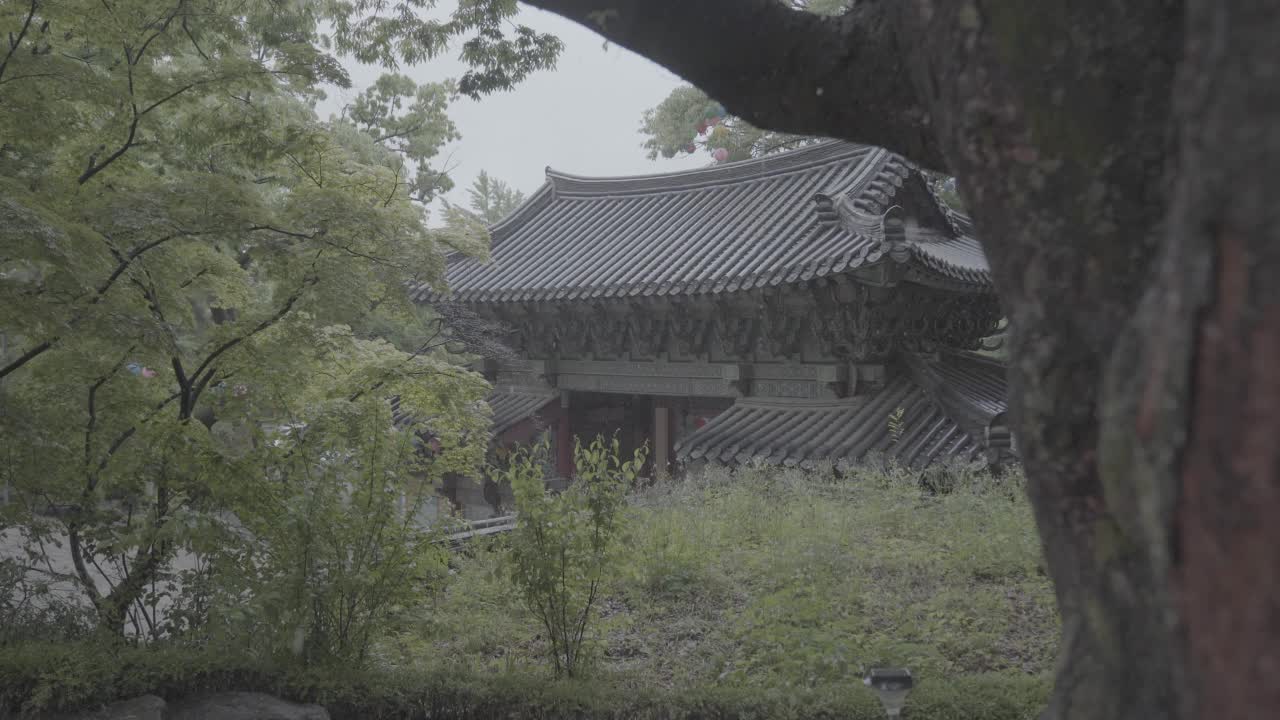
[[372, 122, 426, 146], [521, 0, 946, 170], [347, 335, 450, 403], [181, 15, 208, 61], [77, 1, 248, 187], [186, 273, 319, 409], [92, 389, 181, 475], [67, 527, 102, 604], [85, 347, 135, 473], [132, 3, 184, 67], [78, 105, 139, 184], [0, 230, 194, 381], [68, 348, 133, 609], [0, 72, 64, 86], [246, 224, 321, 240], [0, 0, 37, 85], [178, 266, 209, 288], [0, 338, 55, 380]]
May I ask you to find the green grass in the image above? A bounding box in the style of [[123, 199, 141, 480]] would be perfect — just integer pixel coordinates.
[[2, 463, 1057, 718], [391, 462, 1059, 691]]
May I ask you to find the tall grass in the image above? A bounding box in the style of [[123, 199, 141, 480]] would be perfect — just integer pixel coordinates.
[[397, 462, 1059, 691]]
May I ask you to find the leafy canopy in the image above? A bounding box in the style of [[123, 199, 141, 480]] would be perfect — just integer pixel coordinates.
[[0, 0, 554, 642]]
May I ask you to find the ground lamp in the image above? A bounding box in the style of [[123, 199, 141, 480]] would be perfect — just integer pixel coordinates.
[[864, 668, 913, 718]]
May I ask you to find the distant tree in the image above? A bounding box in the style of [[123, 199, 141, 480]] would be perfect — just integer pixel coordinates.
[[466, 170, 527, 225], [638, 0, 846, 163]]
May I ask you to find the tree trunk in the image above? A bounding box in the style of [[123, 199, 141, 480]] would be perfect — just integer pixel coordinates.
[[899, 4, 1190, 718], [1133, 2, 1280, 718], [522, 1, 1280, 718]]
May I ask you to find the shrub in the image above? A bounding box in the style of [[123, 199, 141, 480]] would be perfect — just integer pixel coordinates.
[[182, 399, 468, 666], [0, 555, 95, 645], [498, 435, 646, 678]]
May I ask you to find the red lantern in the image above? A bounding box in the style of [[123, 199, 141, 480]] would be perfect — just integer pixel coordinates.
[[684, 143, 697, 154], [712, 147, 730, 163]]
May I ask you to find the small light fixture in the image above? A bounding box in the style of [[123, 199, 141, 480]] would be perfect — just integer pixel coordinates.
[[865, 667, 913, 718]]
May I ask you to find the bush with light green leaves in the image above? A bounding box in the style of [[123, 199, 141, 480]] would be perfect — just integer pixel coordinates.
[[498, 435, 647, 678]]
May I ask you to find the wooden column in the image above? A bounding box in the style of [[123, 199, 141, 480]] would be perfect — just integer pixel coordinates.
[[653, 401, 670, 479], [555, 391, 573, 479]]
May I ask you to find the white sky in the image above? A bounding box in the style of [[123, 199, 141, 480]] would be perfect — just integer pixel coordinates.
[[320, 2, 706, 220]]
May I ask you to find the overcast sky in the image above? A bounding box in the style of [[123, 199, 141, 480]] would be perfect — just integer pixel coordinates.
[[321, 3, 707, 220]]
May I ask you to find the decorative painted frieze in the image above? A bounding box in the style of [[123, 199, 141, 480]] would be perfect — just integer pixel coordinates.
[[471, 275, 1000, 368]]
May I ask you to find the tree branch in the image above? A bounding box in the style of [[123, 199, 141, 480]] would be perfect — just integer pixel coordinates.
[[84, 348, 134, 474], [0, 230, 195, 381], [0, 0, 37, 85], [0, 338, 55, 380], [521, 0, 946, 169], [185, 273, 319, 410]]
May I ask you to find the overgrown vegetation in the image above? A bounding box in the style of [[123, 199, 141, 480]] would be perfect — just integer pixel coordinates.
[[0, 641, 1050, 720], [3, 459, 1054, 717], [394, 461, 1057, 690]]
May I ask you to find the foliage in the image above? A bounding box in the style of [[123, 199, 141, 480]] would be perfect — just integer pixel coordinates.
[[888, 407, 907, 443], [0, 640, 1050, 719], [462, 170, 527, 225], [409, 463, 1056, 691], [0, 462, 1052, 718], [0, 556, 95, 645], [637, 1, 847, 163], [343, 73, 461, 204], [0, 0, 548, 640], [498, 436, 647, 678], [639, 85, 815, 163], [176, 386, 486, 665], [326, 0, 563, 98], [640, 82, 967, 211], [636, 1, 971, 215]]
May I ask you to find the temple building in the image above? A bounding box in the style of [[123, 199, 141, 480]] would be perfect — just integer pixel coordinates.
[[413, 141, 1013, 490]]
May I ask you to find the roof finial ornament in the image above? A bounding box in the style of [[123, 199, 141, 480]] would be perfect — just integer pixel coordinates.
[[882, 204, 907, 243]]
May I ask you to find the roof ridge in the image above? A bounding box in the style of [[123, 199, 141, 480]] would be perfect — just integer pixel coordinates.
[[545, 140, 872, 197], [487, 182, 556, 245], [937, 347, 1008, 369]]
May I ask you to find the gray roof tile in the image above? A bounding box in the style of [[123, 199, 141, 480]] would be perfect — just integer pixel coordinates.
[[391, 389, 555, 437], [412, 142, 992, 305], [675, 350, 1008, 469]]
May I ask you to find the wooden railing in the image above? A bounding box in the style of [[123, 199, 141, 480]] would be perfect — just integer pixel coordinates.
[[443, 514, 517, 548]]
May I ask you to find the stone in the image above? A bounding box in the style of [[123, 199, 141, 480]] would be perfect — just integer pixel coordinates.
[[166, 692, 329, 720]]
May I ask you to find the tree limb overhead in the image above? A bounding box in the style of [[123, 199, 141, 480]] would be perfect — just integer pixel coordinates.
[[521, 0, 946, 169]]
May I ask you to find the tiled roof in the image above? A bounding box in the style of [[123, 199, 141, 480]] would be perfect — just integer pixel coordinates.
[[675, 351, 1007, 469], [412, 142, 991, 305], [488, 390, 556, 435], [391, 390, 554, 436]]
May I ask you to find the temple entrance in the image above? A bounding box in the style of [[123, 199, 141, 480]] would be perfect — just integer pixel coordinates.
[[568, 392, 655, 476], [560, 392, 735, 480]]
